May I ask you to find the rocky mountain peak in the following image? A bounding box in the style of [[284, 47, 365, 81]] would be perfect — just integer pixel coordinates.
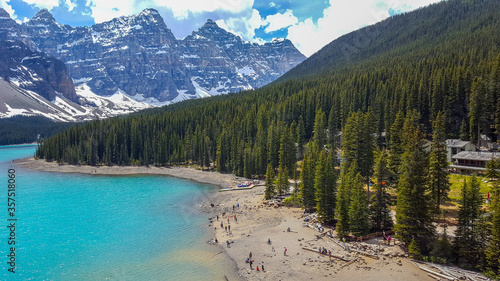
[[31, 9, 56, 23], [194, 18, 241, 43], [3, 8, 305, 105], [0, 8, 11, 18]]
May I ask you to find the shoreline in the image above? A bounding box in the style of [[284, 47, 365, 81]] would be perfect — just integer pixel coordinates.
[[15, 158, 246, 188], [15, 158, 475, 280]]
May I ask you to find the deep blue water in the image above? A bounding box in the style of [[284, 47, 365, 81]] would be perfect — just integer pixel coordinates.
[[0, 145, 224, 280]]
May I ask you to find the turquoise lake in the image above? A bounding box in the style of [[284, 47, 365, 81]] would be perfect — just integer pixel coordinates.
[[0, 145, 227, 280]]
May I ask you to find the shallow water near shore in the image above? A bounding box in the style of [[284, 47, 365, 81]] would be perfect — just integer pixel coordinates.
[[0, 145, 231, 280]]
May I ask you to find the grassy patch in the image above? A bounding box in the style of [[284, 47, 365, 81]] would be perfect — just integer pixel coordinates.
[[448, 174, 492, 201]]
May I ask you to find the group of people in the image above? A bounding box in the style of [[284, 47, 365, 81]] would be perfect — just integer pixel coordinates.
[[246, 252, 265, 271], [318, 247, 332, 258]]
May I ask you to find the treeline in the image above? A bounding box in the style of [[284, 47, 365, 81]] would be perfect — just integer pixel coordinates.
[[0, 116, 75, 145]]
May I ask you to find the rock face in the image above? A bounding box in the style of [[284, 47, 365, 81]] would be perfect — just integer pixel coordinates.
[[0, 8, 306, 103], [0, 40, 78, 102]]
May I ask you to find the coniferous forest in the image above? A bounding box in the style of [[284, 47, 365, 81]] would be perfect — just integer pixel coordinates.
[[35, 0, 500, 277]]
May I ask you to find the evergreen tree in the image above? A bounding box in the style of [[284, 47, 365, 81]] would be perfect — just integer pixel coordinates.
[[388, 110, 405, 184], [486, 159, 500, 277], [469, 78, 487, 145], [409, 236, 422, 260], [265, 164, 276, 200], [275, 166, 289, 195], [315, 151, 337, 224], [428, 111, 450, 215], [312, 110, 327, 153], [296, 117, 306, 159], [454, 176, 484, 268], [370, 148, 393, 231], [279, 126, 296, 178], [349, 172, 370, 236], [342, 111, 375, 187], [300, 154, 316, 212], [336, 161, 356, 237], [430, 229, 453, 263], [394, 110, 435, 253]]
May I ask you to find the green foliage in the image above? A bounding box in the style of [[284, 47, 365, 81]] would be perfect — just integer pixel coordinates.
[[335, 162, 355, 237], [394, 110, 435, 254], [454, 176, 485, 269], [486, 161, 500, 277], [314, 150, 337, 224], [275, 166, 289, 195], [265, 164, 276, 200], [348, 172, 370, 237], [409, 237, 422, 260], [428, 111, 450, 215], [370, 148, 393, 231], [429, 230, 453, 264], [283, 194, 302, 207], [299, 154, 316, 212], [0, 116, 74, 145], [341, 111, 375, 184]]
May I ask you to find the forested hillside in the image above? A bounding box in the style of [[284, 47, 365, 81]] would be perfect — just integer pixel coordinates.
[[0, 116, 74, 145], [36, 0, 500, 170]]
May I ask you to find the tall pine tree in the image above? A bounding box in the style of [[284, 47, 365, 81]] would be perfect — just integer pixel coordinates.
[[428, 111, 450, 215], [349, 172, 371, 236], [315, 151, 337, 224], [394, 110, 435, 253], [300, 154, 316, 212], [265, 164, 276, 200], [454, 176, 484, 268], [370, 148, 393, 231]]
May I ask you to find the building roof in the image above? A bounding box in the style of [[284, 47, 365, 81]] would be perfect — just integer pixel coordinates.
[[446, 139, 472, 148], [452, 151, 500, 161], [449, 164, 487, 171]]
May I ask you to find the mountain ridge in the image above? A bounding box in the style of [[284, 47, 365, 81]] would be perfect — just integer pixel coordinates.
[[0, 8, 305, 104]]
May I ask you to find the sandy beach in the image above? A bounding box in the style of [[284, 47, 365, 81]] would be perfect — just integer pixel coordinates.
[[200, 185, 437, 281], [15, 158, 482, 281]]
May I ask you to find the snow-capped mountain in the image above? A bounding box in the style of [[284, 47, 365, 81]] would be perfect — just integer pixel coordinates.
[[0, 40, 153, 121], [1, 8, 306, 105]]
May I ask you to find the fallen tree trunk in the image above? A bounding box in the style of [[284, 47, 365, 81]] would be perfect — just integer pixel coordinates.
[[301, 247, 349, 262]]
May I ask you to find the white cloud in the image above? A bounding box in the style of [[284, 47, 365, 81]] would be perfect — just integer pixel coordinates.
[[0, 0, 16, 19], [216, 8, 264, 43], [87, 0, 138, 23], [152, 0, 253, 20], [21, 0, 59, 11], [263, 9, 297, 33], [286, 0, 442, 57], [65, 0, 76, 12]]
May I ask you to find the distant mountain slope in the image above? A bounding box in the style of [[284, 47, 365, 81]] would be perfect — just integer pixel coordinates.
[[278, 0, 500, 82], [0, 8, 306, 104], [0, 40, 154, 121]]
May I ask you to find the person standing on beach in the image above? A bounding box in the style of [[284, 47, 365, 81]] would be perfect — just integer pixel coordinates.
[[249, 252, 252, 259], [249, 259, 253, 269], [284, 247, 287, 256], [261, 261, 265, 271], [228, 225, 231, 232]]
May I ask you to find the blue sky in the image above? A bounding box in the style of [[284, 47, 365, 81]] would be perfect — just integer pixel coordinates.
[[0, 0, 442, 57]]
